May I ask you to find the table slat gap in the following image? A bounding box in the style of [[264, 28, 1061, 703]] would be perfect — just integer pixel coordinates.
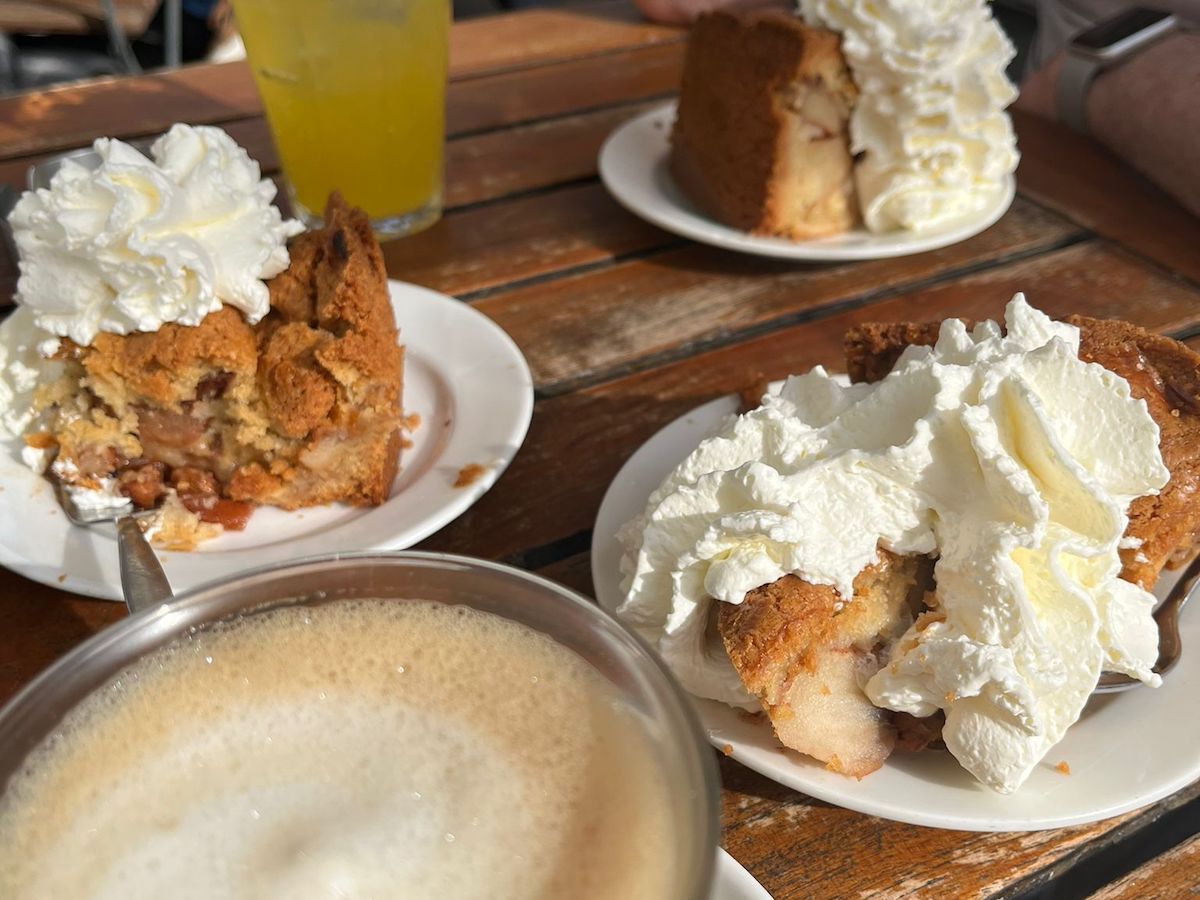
[[1083, 828, 1200, 900], [993, 783, 1200, 900]]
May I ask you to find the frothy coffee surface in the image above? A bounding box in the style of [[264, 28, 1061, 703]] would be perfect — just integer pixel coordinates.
[[0, 600, 677, 899]]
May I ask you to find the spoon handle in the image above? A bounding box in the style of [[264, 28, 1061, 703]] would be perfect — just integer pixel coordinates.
[[117, 516, 174, 614], [1152, 551, 1200, 678]]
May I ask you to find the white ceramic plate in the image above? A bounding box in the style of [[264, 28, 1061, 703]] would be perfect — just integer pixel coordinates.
[[592, 388, 1200, 832], [0, 281, 533, 601], [713, 848, 772, 900], [598, 102, 1016, 262]]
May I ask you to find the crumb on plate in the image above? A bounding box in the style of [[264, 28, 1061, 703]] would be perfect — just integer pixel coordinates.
[[453, 463, 488, 488]]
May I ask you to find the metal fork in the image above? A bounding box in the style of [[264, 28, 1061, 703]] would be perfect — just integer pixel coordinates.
[[1093, 552, 1199, 694], [52, 480, 174, 614]]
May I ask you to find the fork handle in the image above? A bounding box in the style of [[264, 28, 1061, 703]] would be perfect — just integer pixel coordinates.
[[117, 516, 174, 613]]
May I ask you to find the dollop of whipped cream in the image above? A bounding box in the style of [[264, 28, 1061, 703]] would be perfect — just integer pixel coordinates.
[[798, 0, 1019, 233], [9, 124, 303, 346], [0, 306, 63, 441], [617, 296, 1167, 792]]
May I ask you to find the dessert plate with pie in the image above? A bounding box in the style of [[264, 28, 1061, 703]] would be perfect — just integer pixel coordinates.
[[0, 277, 532, 601], [599, 102, 1015, 262], [0, 128, 532, 600], [592, 300, 1200, 831], [601, 7, 1019, 261]]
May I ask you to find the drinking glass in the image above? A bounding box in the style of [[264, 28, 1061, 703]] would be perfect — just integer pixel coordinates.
[[231, 0, 448, 237]]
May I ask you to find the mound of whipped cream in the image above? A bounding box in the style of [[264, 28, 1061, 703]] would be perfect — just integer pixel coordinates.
[[799, 0, 1019, 233], [618, 296, 1167, 793], [9, 123, 303, 347]]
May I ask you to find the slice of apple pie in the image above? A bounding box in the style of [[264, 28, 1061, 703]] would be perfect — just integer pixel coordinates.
[[670, 10, 860, 239], [719, 551, 934, 776], [719, 311, 1200, 780], [620, 297, 1200, 791], [27, 194, 403, 548]]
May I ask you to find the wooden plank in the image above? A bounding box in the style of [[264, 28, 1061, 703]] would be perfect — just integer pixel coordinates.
[[0, 574, 126, 706], [0, 64, 262, 159], [0, 49, 679, 202], [720, 766, 1200, 900], [0, 118, 271, 193], [171, 100, 654, 213], [384, 182, 673, 297], [1014, 110, 1200, 286], [0, 9, 682, 162], [2, 108, 670, 310], [445, 41, 680, 137], [441, 102, 661, 208], [449, 1, 681, 79], [0, 100, 660, 213], [472, 199, 1082, 392], [1086, 832, 1200, 899], [420, 243, 1200, 560], [6, 243, 1196, 567]]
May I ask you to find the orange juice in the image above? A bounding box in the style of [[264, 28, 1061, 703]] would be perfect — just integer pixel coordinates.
[[232, 0, 448, 235]]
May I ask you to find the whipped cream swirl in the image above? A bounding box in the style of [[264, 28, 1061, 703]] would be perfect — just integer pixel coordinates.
[[799, 0, 1019, 233], [618, 296, 1167, 792], [9, 124, 303, 346]]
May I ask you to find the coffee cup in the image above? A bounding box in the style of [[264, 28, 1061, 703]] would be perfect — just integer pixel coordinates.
[[0, 552, 719, 898]]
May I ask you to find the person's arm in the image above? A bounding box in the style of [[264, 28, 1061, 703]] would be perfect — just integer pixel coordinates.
[[1016, 33, 1200, 218]]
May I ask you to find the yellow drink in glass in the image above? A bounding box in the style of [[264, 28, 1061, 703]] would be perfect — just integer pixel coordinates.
[[232, 0, 448, 237]]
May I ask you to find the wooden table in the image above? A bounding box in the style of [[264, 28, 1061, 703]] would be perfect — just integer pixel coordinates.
[[1, 3, 1198, 896]]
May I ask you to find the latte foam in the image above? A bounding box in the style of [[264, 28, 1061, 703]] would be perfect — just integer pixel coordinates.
[[0, 600, 676, 899]]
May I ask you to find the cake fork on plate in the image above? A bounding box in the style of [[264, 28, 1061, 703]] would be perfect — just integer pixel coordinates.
[[52, 479, 173, 614]]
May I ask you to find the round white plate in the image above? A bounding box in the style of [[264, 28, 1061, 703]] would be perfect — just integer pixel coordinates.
[[714, 848, 772, 900], [0, 280, 533, 601], [598, 102, 1016, 262], [592, 389, 1200, 832]]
